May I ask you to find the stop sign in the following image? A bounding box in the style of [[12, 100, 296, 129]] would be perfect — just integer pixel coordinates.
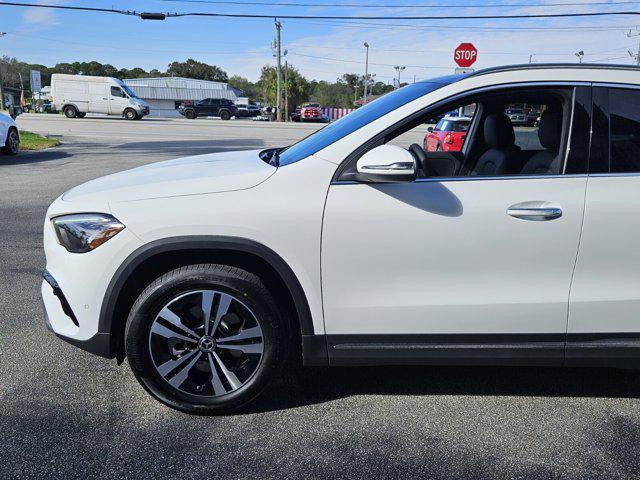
[[454, 43, 478, 68]]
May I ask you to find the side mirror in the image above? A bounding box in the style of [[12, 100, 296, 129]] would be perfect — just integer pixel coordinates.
[[427, 126, 434, 133], [356, 144, 416, 183]]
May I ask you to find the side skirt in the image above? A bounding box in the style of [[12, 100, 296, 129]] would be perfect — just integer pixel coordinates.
[[301, 333, 640, 369]]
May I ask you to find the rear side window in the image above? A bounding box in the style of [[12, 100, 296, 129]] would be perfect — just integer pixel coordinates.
[[609, 88, 640, 173]]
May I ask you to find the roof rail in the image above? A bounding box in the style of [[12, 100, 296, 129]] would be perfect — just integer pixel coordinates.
[[467, 63, 640, 78]]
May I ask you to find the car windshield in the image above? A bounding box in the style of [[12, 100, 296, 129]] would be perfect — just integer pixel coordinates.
[[277, 74, 462, 166]]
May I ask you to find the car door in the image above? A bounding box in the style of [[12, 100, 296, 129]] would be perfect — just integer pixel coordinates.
[[109, 86, 128, 115], [196, 99, 212, 116], [88, 83, 109, 114], [567, 86, 640, 365], [321, 85, 591, 364]]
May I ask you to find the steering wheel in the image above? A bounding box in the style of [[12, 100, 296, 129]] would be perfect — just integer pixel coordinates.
[[408, 143, 427, 174]]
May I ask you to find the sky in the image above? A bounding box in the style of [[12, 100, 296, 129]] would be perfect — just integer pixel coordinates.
[[1, 0, 640, 84]]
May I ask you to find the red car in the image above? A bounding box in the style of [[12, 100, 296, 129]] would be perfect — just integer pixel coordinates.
[[300, 103, 323, 122], [424, 116, 471, 152]]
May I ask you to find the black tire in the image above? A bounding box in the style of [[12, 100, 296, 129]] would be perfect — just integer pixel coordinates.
[[2, 128, 19, 155], [219, 110, 231, 121], [63, 105, 77, 118], [125, 264, 289, 415], [185, 109, 196, 120], [124, 109, 138, 120]]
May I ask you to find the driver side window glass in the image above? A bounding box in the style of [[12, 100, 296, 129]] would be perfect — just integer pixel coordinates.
[[110, 86, 124, 97], [384, 87, 574, 178], [388, 104, 476, 154]]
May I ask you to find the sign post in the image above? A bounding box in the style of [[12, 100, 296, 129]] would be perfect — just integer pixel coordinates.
[[29, 70, 41, 112], [454, 43, 478, 68]]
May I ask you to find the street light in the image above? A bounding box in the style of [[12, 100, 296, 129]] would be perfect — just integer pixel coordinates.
[[575, 51, 584, 63], [529, 54, 535, 64], [363, 42, 369, 105]]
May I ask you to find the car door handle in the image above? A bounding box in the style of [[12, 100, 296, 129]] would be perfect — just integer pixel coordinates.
[[507, 202, 562, 221]]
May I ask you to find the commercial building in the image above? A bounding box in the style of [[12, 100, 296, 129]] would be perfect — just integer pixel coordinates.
[[123, 77, 241, 117]]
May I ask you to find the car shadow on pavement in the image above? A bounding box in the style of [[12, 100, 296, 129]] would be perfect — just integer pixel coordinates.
[[0, 148, 72, 166], [247, 365, 640, 414]]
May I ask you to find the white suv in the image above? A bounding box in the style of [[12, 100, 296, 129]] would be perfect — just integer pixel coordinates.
[[1, 112, 19, 155], [42, 64, 640, 414]]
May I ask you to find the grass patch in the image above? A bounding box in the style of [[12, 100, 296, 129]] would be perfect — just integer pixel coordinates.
[[19, 131, 60, 151]]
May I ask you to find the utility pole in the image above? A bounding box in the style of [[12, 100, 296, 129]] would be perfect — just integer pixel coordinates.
[[0, 32, 6, 111], [275, 20, 283, 121], [284, 59, 289, 122], [627, 30, 640, 65], [363, 42, 369, 105], [394, 65, 406, 87]]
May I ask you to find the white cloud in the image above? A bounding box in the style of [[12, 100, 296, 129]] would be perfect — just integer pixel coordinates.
[[22, 0, 69, 26]]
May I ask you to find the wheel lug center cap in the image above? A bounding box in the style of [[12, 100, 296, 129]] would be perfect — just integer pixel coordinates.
[[198, 335, 216, 353]]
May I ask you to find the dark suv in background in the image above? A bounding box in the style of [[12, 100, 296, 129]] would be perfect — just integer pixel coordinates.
[[179, 98, 238, 120]]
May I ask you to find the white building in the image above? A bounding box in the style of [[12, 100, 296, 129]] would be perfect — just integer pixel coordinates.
[[123, 77, 241, 117]]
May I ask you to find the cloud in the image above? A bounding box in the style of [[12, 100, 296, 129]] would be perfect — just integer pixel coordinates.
[[22, 0, 68, 26]]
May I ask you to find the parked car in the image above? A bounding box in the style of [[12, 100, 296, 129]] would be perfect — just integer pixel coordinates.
[[526, 108, 540, 126], [42, 64, 640, 415], [300, 103, 323, 122], [236, 103, 261, 118], [179, 98, 238, 120], [1, 112, 19, 155], [424, 116, 471, 152], [51, 74, 149, 120], [505, 107, 527, 125], [290, 106, 301, 122], [36, 100, 53, 113]]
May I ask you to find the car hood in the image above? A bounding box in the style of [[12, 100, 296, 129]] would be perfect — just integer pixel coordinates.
[[62, 149, 276, 203]]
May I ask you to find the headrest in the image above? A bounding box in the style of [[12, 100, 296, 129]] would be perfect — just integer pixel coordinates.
[[538, 108, 562, 150], [484, 113, 515, 149]]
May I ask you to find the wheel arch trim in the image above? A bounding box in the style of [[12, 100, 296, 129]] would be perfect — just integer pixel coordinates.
[[98, 235, 316, 338]]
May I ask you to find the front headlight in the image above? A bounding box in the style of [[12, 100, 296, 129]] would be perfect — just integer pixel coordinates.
[[52, 213, 125, 253]]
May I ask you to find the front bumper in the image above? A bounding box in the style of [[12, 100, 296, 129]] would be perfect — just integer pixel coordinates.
[[42, 270, 113, 358], [42, 202, 144, 360]]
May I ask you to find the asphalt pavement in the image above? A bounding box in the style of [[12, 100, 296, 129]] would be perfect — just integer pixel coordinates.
[[1, 114, 639, 479]]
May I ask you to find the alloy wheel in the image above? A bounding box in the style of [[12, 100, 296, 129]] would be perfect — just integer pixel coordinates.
[[7, 131, 19, 154], [148, 290, 264, 397]]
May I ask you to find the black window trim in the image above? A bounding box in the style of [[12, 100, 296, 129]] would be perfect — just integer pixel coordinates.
[[332, 80, 591, 184], [589, 82, 640, 177]]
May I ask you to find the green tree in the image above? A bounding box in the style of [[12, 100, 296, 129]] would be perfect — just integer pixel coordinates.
[[259, 64, 310, 116], [228, 75, 260, 101], [167, 59, 228, 82]]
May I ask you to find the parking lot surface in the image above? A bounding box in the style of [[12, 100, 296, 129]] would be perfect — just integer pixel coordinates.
[[1, 114, 639, 479]]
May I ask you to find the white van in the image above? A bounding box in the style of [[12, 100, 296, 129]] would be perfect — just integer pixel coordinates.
[[51, 74, 150, 120]]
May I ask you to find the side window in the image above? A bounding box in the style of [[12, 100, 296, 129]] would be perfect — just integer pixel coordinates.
[[389, 104, 476, 154], [110, 86, 124, 98], [609, 88, 640, 173], [381, 87, 573, 178]]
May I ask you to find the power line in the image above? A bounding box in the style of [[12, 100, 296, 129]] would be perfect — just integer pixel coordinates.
[[158, 0, 640, 8], [284, 18, 640, 32], [2, 1, 640, 20]]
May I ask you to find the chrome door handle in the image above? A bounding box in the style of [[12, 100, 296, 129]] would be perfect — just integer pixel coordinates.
[[507, 202, 562, 221]]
